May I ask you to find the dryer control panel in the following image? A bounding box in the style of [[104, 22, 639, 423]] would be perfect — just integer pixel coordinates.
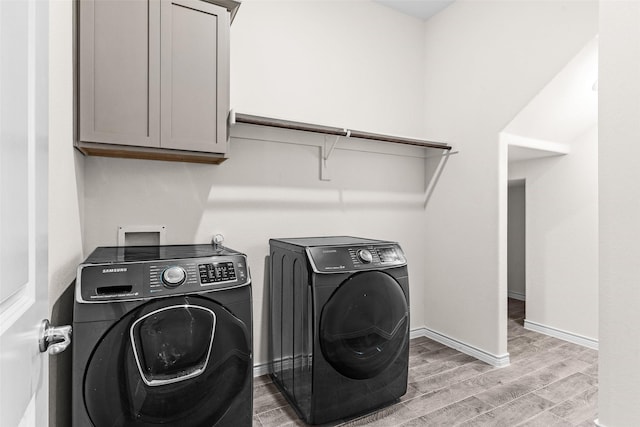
[[76, 252, 250, 303], [307, 243, 406, 273]]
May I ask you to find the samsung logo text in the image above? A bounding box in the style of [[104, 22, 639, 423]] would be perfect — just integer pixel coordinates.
[[102, 267, 127, 274]]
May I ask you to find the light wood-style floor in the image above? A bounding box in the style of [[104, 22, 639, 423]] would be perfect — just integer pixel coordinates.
[[252, 299, 598, 426]]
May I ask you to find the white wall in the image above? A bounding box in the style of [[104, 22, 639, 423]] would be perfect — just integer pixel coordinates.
[[509, 126, 598, 342], [421, 0, 598, 359], [49, 0, 84, 310], [48, 1, 84, 426], [230, 0, 426, 138], [504, 37, 598, 144], [507, 181, 525, 301], [81, 0, 429, 367], [599, 2, 640, 425]]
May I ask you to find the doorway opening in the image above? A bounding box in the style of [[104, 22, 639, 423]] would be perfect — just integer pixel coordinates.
[[501, 36, 599, 356], [507, 179, 526, 350], [507, 179, 526, 302]]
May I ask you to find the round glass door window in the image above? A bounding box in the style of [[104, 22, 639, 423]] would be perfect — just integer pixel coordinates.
[[319, 271, 409, 380], [83, 295, 251, 427]]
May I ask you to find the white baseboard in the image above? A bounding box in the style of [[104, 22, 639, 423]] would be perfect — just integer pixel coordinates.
[[524, 319, 598, 350], [254, 326, 514, 377], [507, 291, 526, 301], [254, 361, 270, 377], [410, 327, 427, 340], [412, 327, 510, 368]]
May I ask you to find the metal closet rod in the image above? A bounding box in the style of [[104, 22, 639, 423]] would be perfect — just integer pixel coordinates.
[[233, 113, 452, 151]]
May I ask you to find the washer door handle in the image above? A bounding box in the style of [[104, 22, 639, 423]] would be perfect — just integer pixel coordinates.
[[39, 319, 72, 355]]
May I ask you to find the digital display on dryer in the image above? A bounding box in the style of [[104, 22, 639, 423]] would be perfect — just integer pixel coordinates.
[[377, 247, 401, 263], [199, 262, 236, 284], [376, 247, 406, 265]]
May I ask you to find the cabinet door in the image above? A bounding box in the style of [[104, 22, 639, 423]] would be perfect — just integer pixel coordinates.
[[161, 0, 230, 153], [79, 0, 160, 147]]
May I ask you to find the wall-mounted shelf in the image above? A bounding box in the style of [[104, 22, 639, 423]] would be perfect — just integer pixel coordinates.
[[231, 112, 452, 151], [230, 111, 453, 181]]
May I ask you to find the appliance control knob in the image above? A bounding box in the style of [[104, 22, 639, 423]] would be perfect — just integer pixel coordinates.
[[162, 266, 186, 287], [357, 249, 373, 264]]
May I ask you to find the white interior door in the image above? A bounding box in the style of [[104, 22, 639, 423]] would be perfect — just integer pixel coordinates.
[[0, 0, 50, 426]]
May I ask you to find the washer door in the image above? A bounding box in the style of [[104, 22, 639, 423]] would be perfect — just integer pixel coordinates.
[[319, 271, 408, 380], [83, 295, 250, 427]]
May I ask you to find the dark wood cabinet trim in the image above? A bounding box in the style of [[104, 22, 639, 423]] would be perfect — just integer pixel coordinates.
[[75, 141, 227, 164]]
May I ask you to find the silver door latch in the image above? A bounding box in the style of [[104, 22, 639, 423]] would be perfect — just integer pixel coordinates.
[[38, 319, 72, 355]]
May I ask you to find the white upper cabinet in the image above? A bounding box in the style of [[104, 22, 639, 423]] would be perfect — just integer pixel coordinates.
[[77, 0, 238, 164]]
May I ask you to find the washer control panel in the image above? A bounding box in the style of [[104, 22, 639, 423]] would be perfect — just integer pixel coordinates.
[[77, 255, 249, 303], [199, 261, 237, 284], [161, 266, 187, 287], [307, 243, 406, 273], [356, 249, 373, 263]]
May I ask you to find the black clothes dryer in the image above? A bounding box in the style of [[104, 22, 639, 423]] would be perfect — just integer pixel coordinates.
[[72, 244, 252, 427], [269, 236, 410, 424]]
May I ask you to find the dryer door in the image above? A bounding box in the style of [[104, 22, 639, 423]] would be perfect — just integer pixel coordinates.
[[83, 295, 251, 427], [319, 271, 409, 380]]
